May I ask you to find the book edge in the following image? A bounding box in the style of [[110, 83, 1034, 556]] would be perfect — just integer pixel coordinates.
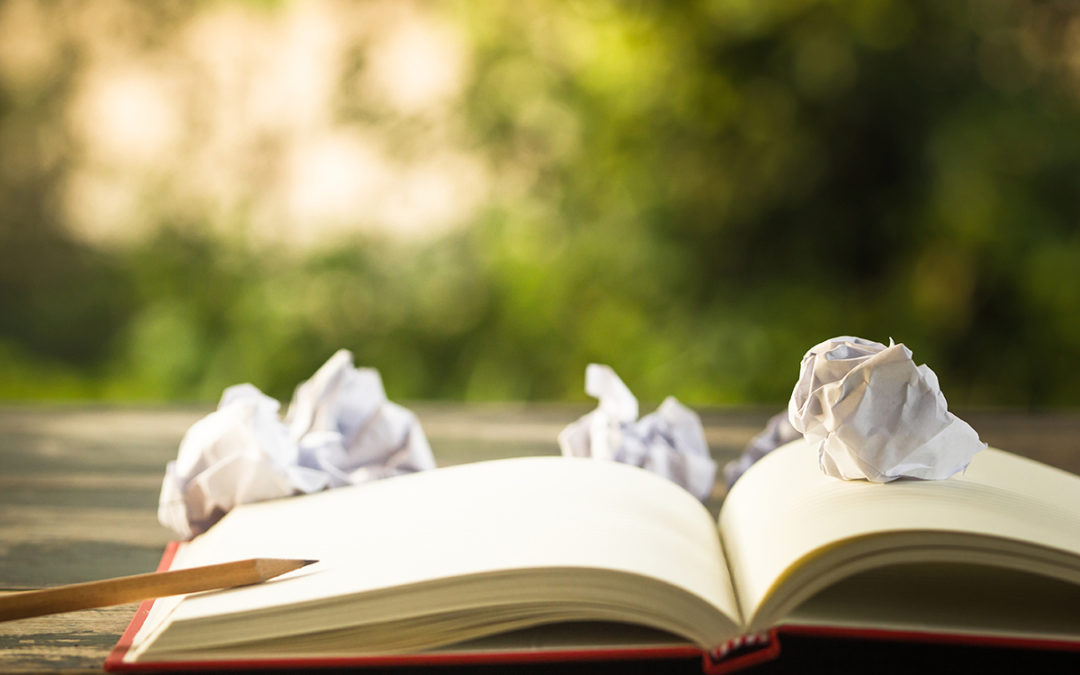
[[702, 625, 1080, 675], [104, 541, 183, 672]]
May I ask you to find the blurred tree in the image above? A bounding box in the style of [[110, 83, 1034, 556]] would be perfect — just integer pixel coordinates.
[[0, 0, 1079, 406]]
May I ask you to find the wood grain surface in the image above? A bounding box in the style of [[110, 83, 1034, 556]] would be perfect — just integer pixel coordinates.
[[0, 405, 1077, 673]]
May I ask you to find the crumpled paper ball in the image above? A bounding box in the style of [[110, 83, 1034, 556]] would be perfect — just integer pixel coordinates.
[[788, 336, 985, 482], [557, 364, 717, 500], [722, 411, 801, 488], [158, 350, 435, 538], [286, 349, 436, 486]]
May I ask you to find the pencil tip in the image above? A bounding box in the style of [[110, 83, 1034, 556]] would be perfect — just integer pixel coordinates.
[[301, 559, 319, 567]]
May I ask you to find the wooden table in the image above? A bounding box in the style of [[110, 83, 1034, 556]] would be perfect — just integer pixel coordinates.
[[0, 405, 1077, 673]]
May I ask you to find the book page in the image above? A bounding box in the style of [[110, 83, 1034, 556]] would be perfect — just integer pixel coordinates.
[[786, 562, 1080, 641], [720, 440, 1080, 629], [139, 456, 740, 652]]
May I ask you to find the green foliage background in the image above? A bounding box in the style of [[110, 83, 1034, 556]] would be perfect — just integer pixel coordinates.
[[2, 0, 1080, 406]]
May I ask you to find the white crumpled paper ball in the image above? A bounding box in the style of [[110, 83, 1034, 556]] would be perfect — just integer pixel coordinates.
[[722, 410, 801, 488], [558, 364, 717, 500], [157, 350, 436, 538], [158, 384, 329, 539], [788, 336, 986, 482], [286, 349, 436, 486]]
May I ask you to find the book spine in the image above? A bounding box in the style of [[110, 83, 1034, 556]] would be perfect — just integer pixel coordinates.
[[701, 631, 777, 675]]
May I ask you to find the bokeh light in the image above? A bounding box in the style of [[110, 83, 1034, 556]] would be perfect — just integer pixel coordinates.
[[1, 0, 1079, 406]]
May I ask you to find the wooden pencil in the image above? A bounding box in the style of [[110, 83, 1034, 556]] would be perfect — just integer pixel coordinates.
[[0, 558, 317, 622]]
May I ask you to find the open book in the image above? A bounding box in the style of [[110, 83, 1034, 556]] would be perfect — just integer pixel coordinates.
[[108, 439, 1080, 672]]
